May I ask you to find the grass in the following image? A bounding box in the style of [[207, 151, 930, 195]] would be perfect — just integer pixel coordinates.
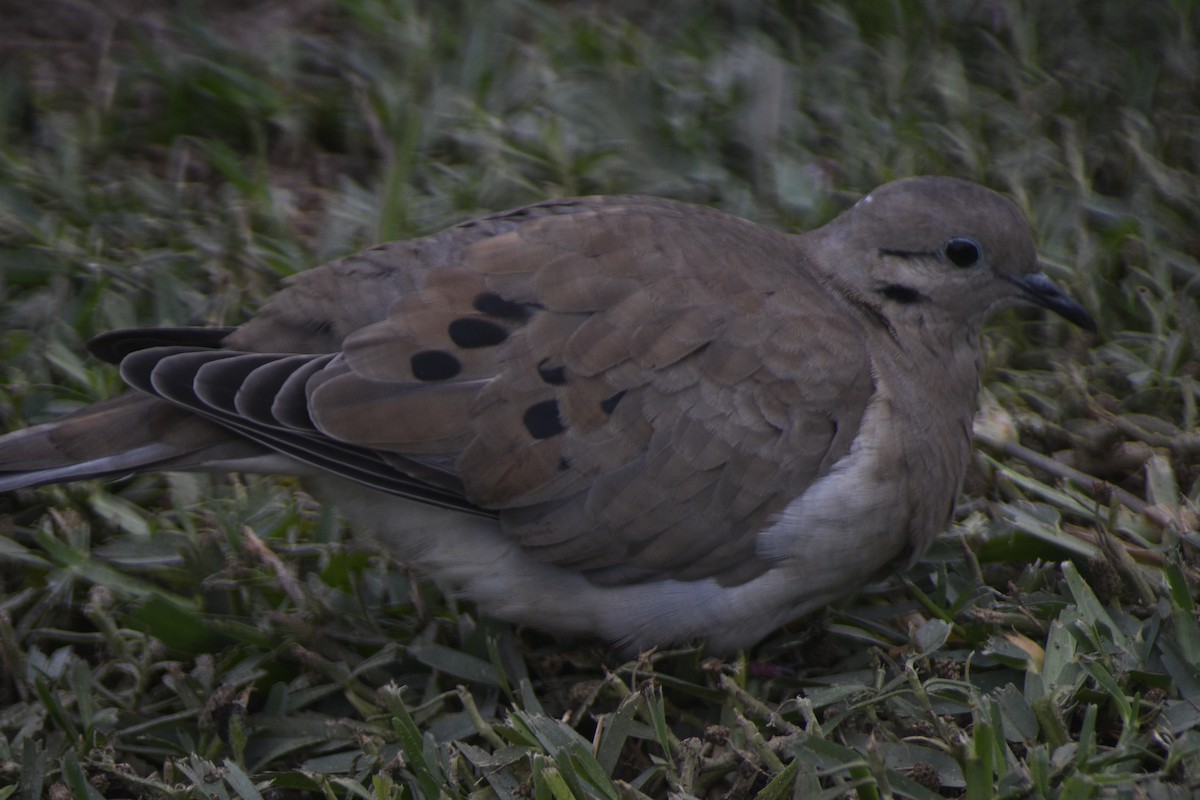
[[0, 0, 1198, 797]]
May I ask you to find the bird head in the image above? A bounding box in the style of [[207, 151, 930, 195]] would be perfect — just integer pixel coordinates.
[[806, 176, 1096, 334]]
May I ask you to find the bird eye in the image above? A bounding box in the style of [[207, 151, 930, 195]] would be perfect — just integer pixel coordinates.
[[944, 237, 982, 268]]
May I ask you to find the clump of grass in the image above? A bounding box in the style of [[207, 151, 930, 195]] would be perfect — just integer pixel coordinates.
[[1, 0, 1198, 797]]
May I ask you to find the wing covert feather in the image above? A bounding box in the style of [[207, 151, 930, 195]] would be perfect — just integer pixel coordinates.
[[102, 197, 878, 585]]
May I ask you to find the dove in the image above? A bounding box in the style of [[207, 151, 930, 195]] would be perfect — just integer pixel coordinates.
[[0, 176, 1094, 652]]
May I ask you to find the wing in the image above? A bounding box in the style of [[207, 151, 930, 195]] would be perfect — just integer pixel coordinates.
[[102, 196, 878, 585]]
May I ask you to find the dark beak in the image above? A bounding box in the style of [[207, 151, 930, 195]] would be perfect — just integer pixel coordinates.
[[1004, 272, 1096, 333]]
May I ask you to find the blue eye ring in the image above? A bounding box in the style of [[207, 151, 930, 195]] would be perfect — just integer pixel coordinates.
[[944, 237, 982, 268]]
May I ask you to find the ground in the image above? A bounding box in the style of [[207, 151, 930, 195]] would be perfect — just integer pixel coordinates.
[[0, 1, 1198, 798]]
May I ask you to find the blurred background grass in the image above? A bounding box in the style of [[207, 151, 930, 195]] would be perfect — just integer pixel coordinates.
[[0, 0, 1197, 797]]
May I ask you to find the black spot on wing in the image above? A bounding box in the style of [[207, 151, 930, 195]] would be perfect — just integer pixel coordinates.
[[537, 358, 567, 386], [523, 399, 565, 439], [449, 317, 509, 348], [473, 292, 530, 321], [600, 390, 626, 415], [411, 350, 462, 381]]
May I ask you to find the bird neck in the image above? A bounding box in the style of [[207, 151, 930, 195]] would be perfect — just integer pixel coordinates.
[[880, 313, 984, 416], [872, 319, 982, 556]]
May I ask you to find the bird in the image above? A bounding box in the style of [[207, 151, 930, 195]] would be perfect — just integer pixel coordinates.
[[0, 176, 1094, 652]]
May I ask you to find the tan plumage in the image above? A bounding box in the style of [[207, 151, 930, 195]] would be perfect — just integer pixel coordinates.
[[0, 177, 1094, 651]]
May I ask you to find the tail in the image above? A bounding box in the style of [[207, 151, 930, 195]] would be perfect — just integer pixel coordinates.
[[0, 392, 266, 492], [0, 326, 477, 511]]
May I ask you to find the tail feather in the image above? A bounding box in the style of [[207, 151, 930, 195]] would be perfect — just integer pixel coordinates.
[[0, 392, 266, 492]]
